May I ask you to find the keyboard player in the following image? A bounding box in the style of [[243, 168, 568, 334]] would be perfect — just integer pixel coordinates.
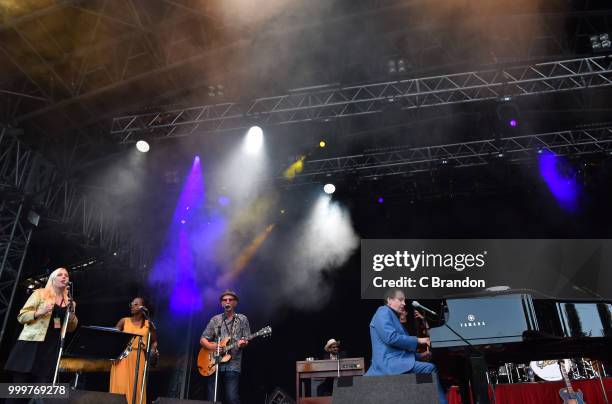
[[366, 288, 448, 404]]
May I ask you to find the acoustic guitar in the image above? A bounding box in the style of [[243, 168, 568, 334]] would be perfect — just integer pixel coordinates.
[[197, 326, 272, 376], [558, 359, 585, 404]]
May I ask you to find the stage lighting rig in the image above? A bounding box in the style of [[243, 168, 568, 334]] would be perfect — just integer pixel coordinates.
[[590, 33, 611, 53]]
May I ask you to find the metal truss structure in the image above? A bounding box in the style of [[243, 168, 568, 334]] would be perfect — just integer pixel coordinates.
[[0, 128, 148, 346], [0, 128, 35, 346], [3, 0, 422, 125], [0, 200, 33, 347], [111, 56, 612, 142], [289, 126, 612, 182], [1, 2, 608, 135]]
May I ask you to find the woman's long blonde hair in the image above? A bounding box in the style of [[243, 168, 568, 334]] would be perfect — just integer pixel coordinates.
[[39, 267, 70, 303]]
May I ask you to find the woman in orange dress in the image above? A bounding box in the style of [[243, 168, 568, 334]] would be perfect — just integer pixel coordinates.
[[109, 297, 158, 404]]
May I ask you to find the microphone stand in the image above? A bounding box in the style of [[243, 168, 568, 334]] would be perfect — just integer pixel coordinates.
[[131, 336, 143, 404], [52, 286, 73, 386], [213, 323, 222, 403], [139, 309, 156, 404], [593, 360, 609, 404], [420, 306, 493, 404]]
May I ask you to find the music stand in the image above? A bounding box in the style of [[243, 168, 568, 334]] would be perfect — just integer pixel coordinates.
[[65, 326, 143, 404]]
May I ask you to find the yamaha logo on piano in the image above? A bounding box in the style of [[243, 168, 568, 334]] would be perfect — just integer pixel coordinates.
[[460, 314, 486, 328]]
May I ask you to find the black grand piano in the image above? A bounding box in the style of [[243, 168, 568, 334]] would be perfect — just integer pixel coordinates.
[[426, 290, 612, 403]]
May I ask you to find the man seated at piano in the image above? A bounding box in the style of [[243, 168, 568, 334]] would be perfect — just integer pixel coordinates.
[[366, 288, 447, 404]]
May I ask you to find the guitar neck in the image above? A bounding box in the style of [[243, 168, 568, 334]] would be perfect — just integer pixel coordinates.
[[558, 361, 575, 394], [224, 332, 259, 351]]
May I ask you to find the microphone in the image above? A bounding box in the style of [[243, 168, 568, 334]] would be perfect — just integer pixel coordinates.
[[139, 306, 149, 313], [412, 300, 437, 316], [66, 282, 75, 312]]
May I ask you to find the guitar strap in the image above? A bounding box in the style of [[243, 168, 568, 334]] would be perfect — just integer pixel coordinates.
[[223, 315, 237, 341]]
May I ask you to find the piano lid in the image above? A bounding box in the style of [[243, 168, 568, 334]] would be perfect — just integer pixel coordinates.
[[442, 288, 555, 299], [557, 301, 612, 338], [430, 293, 538, 347]]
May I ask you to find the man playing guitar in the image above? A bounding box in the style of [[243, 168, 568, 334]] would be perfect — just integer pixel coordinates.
[[200, 290, 250, 404]]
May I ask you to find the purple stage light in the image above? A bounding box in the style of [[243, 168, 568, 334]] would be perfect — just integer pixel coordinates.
[[194, 155, 200, 163], [509, 119, 517, 127], [170, 282, 201, 314], [378, 197, 384, 203], [150, 156, 210, 315], [538, 150, 579, 212], [218, 196, 230, 206]]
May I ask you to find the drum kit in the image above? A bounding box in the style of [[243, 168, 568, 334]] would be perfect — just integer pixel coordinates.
[[488, 358, 605, 384]]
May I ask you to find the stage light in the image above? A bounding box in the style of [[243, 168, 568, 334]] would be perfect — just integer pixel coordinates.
[[323, 183, 336, 194], [496, 101, 520, 133], [284, 156, 305, 180], [397, 59, 406, 73], [539, 151, 579, 211], [136, 140, 150, 153], [319, 140, 326, 148], [378, 197, 384, 203], [591, 33, 611, 52], [244, 126, 263, 154], [195, 155, 200, 163]]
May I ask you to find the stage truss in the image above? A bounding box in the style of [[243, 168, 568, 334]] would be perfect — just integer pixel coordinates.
[[111, 56, 612, 142], [283, 126, 612, 183]]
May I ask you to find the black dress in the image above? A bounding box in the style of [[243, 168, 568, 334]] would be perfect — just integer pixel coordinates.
[[4, 304, 67, 380]]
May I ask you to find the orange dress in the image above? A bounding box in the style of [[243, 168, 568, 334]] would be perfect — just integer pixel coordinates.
[[109, 318, 150, 404]]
